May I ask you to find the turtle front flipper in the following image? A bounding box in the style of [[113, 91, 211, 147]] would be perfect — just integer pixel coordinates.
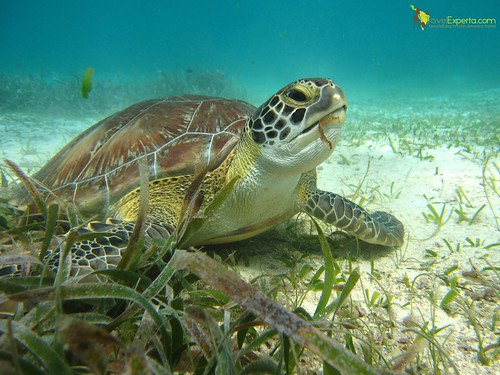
[[298, 172, 404, 246], [302, 190, 404, 246]]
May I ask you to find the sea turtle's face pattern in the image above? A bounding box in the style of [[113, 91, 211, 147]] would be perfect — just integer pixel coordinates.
[[248, 78, 347, 148]]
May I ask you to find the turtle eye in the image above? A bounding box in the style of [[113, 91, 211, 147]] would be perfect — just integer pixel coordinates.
[[286, 88, 308, 103]]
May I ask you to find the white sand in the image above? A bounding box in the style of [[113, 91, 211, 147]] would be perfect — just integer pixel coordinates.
[[323, 143, 498, 373]]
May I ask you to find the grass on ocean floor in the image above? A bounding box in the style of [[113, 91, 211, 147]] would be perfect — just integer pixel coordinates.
[[342, 91, 499, 155], [0, 158, 498, 375], [0, 164, 392, 374], [0, 73, 498, 374]]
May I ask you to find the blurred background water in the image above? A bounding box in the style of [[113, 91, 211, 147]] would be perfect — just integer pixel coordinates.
[[1, 0, 498, 106]]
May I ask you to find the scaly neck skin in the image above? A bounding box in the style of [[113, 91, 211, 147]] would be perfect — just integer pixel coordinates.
[[226, 129, 262, 182], [227, 129, 304, 183]]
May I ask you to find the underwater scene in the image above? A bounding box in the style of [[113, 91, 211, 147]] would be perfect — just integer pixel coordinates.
[[0, 0, 498, 373]]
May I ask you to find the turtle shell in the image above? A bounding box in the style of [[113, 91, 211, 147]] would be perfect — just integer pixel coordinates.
[[15, 96, 255, 218]]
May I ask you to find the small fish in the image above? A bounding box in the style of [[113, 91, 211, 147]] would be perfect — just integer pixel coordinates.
[[81, 67, 95, 99]]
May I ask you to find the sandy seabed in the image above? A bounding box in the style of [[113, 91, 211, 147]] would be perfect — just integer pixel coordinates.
[[320, 143, 499, 374], [237, 142, 499, 374], [1, 104, 499, 374]]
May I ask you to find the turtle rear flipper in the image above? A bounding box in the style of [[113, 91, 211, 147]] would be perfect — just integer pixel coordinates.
[[0, 220, 174, 279], [50, 220, 175, 278]]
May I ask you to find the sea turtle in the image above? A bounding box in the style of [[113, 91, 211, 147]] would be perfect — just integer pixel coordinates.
[[6, 78, 404, 277]]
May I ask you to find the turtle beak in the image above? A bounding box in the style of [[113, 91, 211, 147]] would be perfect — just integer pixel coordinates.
[[318, 85, 347, 129]]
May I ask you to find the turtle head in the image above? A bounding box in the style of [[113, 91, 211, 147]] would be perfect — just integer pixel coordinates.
[[247, 78, 347, 172]]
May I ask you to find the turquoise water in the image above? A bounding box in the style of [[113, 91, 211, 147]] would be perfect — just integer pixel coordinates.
[[1, 0, 499, 104]]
